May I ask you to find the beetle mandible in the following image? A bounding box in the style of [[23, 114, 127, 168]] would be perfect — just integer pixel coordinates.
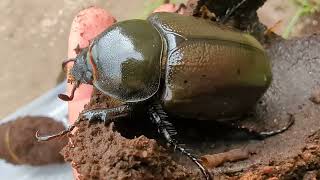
[[37, 12, 294, 180]]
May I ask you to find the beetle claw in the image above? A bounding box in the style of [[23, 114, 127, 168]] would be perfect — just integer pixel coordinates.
[[35, 125, 75, 142]]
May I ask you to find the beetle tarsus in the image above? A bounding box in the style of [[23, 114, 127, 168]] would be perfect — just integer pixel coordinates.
[[149, 103, 212, 180], [35, 105, 131, 142], [258, 113, 295, 138], [36, 125, 75, 141], [58, 81, 80, 101], [235, 113, 295, 139]]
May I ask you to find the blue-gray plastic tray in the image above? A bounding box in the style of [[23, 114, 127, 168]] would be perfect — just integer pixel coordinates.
[[0, 81, 73, 180]]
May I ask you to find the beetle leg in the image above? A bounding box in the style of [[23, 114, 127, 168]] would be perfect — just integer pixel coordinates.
[[221, 0, 247, 23], [81, 105, 131, 124], [148, 103, 212, 180], [36, 123, 76, 141], [175, 3, 187, 14], [36, 105, 131, 141], [254, 113, 295, 139], [235, 113, 295, 139], [193, 0, 206, 17]]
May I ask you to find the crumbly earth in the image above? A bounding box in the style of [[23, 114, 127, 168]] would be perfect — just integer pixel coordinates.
[[0, 116, 68, 165], [227, 130, 320, 179], [63, 121, 200, 180]]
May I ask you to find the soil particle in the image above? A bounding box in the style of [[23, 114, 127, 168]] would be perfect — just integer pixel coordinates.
[[0, 116, 67, 165], [310, 87, 320, 104]]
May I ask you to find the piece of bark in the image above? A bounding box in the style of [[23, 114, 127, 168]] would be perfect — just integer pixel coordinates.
[[201, 148, 255, 168]]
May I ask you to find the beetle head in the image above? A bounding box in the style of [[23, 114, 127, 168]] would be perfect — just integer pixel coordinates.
[[58, 48, 93, 101], [70, 48, 94, 84]]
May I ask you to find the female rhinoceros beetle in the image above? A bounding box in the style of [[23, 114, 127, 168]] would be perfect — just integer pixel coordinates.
[[37, 12, 294, 180]]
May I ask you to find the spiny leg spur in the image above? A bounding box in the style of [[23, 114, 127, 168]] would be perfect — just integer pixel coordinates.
[[148, 103, 212, 180]]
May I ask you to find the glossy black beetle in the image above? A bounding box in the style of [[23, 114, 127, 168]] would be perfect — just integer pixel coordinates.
[[37, 12, 294, 180]]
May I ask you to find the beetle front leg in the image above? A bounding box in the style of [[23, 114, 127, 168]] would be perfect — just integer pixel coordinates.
[[233, 113, 295, 140], [36, 124, 76, 141], [253, 114, 295, 139], [148, 103, 212, 180], [36, 105, 131, 141], [221, 0, 247, 23]]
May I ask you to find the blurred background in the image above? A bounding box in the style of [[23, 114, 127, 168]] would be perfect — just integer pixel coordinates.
[[0, 0, 319, 119], [0, 0, 158, 119]]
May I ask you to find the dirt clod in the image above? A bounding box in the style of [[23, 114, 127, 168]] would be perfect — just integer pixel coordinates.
[[62, 121, 198, 180], [0, 116, 67, 165], [310, 87, 320, 104]]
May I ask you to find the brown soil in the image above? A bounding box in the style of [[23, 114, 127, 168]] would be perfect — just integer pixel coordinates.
[[0, 116, 68, 165], [63, 121, 199, 179], [62, 34, 320, 179]]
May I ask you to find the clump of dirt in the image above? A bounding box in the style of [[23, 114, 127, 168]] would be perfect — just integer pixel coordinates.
[[0, 116, 67, 165], [310, 87, 320, 104], [62, 121, 199, 179]]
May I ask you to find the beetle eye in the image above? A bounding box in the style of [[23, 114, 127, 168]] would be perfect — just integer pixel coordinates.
[[85, 71, 93, 84]]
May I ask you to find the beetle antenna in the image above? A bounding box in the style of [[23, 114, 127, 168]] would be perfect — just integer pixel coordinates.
[[62, 58, 75, 72], [36, 124, 75, 141], [58, 81, 80, 101]]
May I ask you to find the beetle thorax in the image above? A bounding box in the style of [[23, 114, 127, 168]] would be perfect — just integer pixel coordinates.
[[88, 19, 163, 103]]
